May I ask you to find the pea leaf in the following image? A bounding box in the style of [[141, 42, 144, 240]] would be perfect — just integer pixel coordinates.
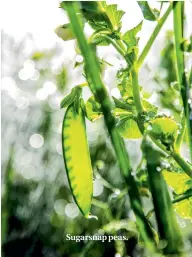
[[122, 21, 143, 50], [163, 171, 191, 195], [163, 171, 192, 219], [117, 118, 142, 139], [150, 117, 178, 136], [117, 69, 133, 100], [142, 99, 158, 118], [138, 1, 160, 21], [148, 117, 178, 148], [62, 105, 93, 217], [80, 2, 124, 31], [99, 2, 125, 31], [85, 96, 103, 122], [112, 96, 133, 112]]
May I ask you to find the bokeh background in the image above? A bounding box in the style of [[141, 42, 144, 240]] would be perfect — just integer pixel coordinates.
[[1, 1, 192, 257]]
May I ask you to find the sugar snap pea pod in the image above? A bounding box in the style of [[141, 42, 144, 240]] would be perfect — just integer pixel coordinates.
[[62, 104, 93, 217]]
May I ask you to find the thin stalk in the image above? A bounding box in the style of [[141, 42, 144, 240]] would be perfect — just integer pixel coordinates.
[[92, 33, 125, 57], [173, 190, 192, 205], [175, 112, 186, 150], [173, 1, 184, 92], [131, 66, 143, 114], [173, 1, 192, 160], [64, 2, 156, 251], [94, 168, 120, 193], [172, 151, 192, 178], [137, 3, 173, 68], [143, 142, 183, 255]]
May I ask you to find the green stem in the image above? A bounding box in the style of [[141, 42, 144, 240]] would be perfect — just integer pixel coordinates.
[[173, 2, 192, 160], [175, 112, 186, 150], [65, 2, 156, 251], [172, 151, 192, 178], [144, 142, 183, 255], [173, 1, 184, 89], [173, 190, 192, 204], [146, 190, 192, 220], [94, 168, 119, 193], [131, 66, 143, 114], [90, 32, 126, 57], [137, 3, 173, 68]]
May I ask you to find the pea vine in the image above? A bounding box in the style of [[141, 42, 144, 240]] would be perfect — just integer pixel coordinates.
[[56, 1, 192, 255]]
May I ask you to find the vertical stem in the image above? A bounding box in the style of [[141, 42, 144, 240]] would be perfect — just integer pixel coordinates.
[[173, 1, 192, 160], [64, 2, 156, 251], [143, 142, 183, 255], [137, 3, 173, 68], [131, 66, 143, 114]]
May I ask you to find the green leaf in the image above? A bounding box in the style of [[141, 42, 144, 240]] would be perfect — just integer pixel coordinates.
[[117, 69, 133, 100], [142, 99, 158, 118], [138, 1, 160, 21], [60, 87, 82, 109], [163, 170, 191, 195], [85, 96, 103, 122], [62, 105, 93, 217], [174, 197, 192, 219], [122, 21, 143, 50], [163, 171, 192, 219], [80, 1, 124, 31], [99, 2, 125, 31], [149, 117, 178, 148], [150, 117, 178, 136], [55, 24, 75, 41], [112, 96, 133, 112], [117, 118, 142, 139]]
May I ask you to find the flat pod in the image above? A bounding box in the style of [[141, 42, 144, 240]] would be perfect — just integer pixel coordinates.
[[62, 105, 93, 217]]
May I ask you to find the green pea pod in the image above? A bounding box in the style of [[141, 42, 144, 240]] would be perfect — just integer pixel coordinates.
[[62, 105, 93, 217]]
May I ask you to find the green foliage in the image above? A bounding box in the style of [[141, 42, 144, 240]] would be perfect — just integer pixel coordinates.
[[148, 117, 178, 148], [142, 99, 158, 118], [85, 96, 102, 122], [163, 171, 192, 219], [117, 118, 142, 139], [80, 1, 124, 31], [138, 1, 160, 21], [3, 1, 191, 256], [122, 21, 143, 52], [117, 68, 133, 100], [112, 97, 133, 112]]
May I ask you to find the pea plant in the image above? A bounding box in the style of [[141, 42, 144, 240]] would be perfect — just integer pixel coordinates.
[[56, 1, 192, 256]]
